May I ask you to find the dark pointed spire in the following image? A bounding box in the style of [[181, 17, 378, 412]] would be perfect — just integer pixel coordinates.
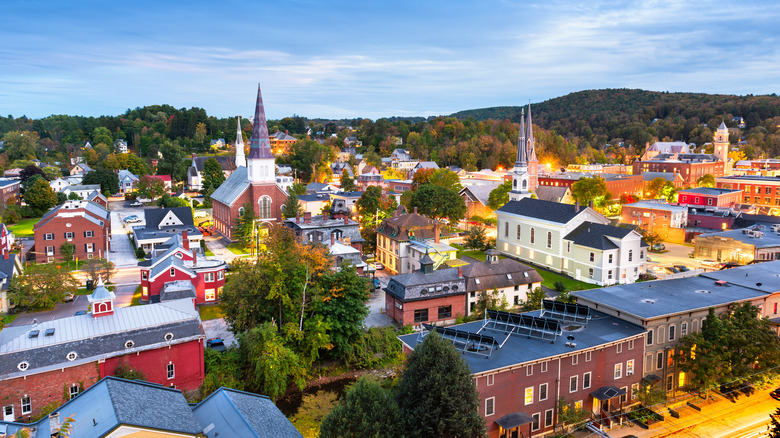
[[247, 84, 274, 159], [527, 103, 537, 162], [515, 108, 528, 166]]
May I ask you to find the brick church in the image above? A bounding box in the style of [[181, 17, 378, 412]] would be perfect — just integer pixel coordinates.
[[211, 85, 289, 240]]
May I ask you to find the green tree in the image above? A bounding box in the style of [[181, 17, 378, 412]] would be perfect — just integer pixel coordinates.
[[636, 380, 667, 407], [319, 377, 401, 438], [2, 130, 39, 161], [465, 224, 486, 250], [8, 263, 79, 310], [67, 192, 82, 200], [356, 186, 397, 226], [769, 408, 780, 438], [521, 287, 546, 312], [201, 157, 225, 189], [92, 126, 113, 146], [82, 168, 120, 195], [289, 182, 307, 196], [340, 169, 357, 192], [472, 288, 511, 318], [135, 175, 166, 200], [646, 177, 669, 199], [232, 203, 257, 249], [59, 243, 76, 262], [41, 166, 61, 181], [396, 331, 486, 438], [157, 195, 191, 209], [571, 176, 607, 205], [409, 184, 467, 224], [83, 258, 117, 284], [21, 174, 45, 194], [195, 122, 207, 146], [557, 397, 591, 433], [23, 178, 58, 213], [281, 192, 303, 220], [157, 140, 188, 182], [697, 173, 716, 188], [487, 180, 512, 210], [238, 323, 307, 400], [315, 265, 370, 357], [56, 191, 68, 205]]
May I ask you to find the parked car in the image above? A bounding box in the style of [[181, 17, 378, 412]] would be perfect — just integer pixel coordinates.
[[674, 265, 690, 272], [129, 201, 143, 207], [124, 215, 142, 223], [771, 388, 780, 401], [206, 338, 227, 353], [372, 262, 384, 270], [74, 310, 86, 316], [651, 243, 665, 251], [373, 278, 381, 289], [194, 210, 208, 218], [700, 259, 721, 267], [665, 266, 680, 274], [688, 251, 695, 258], [63, 293, 74, 302]]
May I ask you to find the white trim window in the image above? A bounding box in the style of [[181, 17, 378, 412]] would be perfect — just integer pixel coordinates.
[[84, 230, 94, 238], [167, 363, 175, 379], [217, 270, 224, 281], [44, 233, 54, 240], [487, 374, 495, 386], [627, 359, 635, 376], [485, 397, 495, 416], [569, 375, 578, 393], [614, 362, 623, 380], [205, 272, 215, 282], [69, 385, 79, 399], [583, 372, 591, 389], [531, 413, 540, 431], [205, 289, 216, 301], [545, 409, 554, 428], [539, 383, 548, 401], [21, 397, 31, 415], [525, 386, 534, 405]]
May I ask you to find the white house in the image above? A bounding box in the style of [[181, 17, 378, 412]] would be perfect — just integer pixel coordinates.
[[117, 169, 140, 194]]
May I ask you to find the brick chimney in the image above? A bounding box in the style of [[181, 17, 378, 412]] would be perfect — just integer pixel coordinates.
[[182, 230, 189, 251], [344, 216, 349, 225], [413, 207, 418, 214], [296, 213, 300, 224], [304, 212, 312, 224], [589, 200, 594, 208], [331, 233, 336, 246], [458, 266, 463, 277], [574, 201, 580, 212], [434, 223, 440, 243], [192, 152, 196, 160]]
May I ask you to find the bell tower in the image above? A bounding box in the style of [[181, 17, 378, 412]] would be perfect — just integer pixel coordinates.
[[509, 108, 531, 201], [713, 121, 729, 162]]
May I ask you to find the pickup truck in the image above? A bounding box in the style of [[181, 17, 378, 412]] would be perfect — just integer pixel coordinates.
[[206, 338, 227, 353]]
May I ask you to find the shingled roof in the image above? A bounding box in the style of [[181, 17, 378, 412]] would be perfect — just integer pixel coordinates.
[[498, 198, 587, 223], [564, 222, 646, 250], [460, 258, 543, 292]]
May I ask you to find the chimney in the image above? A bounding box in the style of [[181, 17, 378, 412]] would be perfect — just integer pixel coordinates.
[[182, 230, 189, 251], [589, 200, 594, 208], [574, 201, 580, 212], [296, 213, 300, 224], [331, 233, 336, 246], [192, 152, 196, 160], [434, 223, 440, 243], [458, 266, 463, 277], [3, 250, 7, 260], [304, 212, 312, 224], [285, 130, 289, 135], [413, 207, 418, 214], [344, 216, 349, 225]]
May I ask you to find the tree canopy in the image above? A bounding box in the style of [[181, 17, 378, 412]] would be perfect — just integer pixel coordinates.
[[487, 180, 512, 210], [136, 175, 166, 200], [23, 178, 57, 213], [409, 184, 467, 224], [571, 176, 607, 205], [82, 168, 120, 195]]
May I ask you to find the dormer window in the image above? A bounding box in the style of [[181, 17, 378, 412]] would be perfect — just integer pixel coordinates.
[[170, 268, 176, 277]]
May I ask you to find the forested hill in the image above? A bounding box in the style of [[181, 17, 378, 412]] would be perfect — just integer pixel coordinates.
[[451, 88, 780, 142]]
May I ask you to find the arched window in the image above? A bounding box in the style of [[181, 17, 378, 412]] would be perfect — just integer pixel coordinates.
[[258, 196, 272, 219], [522, 179, 527, 190], [516, 225, 521, 240], [530, 227, 535, 244], [238, 206, 245, 216], [547, 231, 552, 248]]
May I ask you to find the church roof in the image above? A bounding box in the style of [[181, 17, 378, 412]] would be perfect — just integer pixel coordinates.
[[211, 167, 251, 207], [247, 85, 275, 160]]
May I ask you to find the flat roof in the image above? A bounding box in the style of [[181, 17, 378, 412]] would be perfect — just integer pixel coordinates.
[[398, 310, 645, 375], [624, 201, 685, 212], [698, 227, 780, 248], [572, 276, 766, 321], [701, 260, 780, 292]]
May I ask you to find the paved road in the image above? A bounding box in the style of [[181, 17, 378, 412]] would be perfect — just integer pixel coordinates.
[[365, 270, 394, 328], [647, 241, 724, 278]]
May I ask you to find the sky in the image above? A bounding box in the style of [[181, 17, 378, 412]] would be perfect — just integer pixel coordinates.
[[1, 0, 779, 121]]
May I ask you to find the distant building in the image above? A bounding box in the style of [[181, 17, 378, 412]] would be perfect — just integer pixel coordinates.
[[117, 169, 140, 194], [462, 250, 543, 313], [694, 225, 780, 263], [716, 175, 780, 215], [633, 153, 725, 187], [269, 131, 297, 155], [186, 155, 238, 191], [677, 187, 742, 208], [114, 139, 128, 154], [641, 171, 686, 189], [620, 201, 687, 243], [69, 162, 93, 176], [640, 141, 689, 161], [0, 179, 21, 204], [460, 183, 500, 218], [62, 184, 102, 200], [33, 200, 111, 263], [377, 209, 450, 275], [533, 185, 573, 204], [538, 172, 644, 201]]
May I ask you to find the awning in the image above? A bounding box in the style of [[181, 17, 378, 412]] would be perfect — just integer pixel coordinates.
[[591, 385, 627, 401], [495, 412, 534, 429], [643, 374, 661, 383]]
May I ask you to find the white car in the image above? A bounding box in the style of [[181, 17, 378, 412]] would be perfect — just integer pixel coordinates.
[[124, 215, 142, 223], [130, 201, 143, 207], [194, 210, 208, 218], [372, 262, 384, 270]]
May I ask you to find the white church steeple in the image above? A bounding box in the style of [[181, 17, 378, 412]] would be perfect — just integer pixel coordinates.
[[509, 108, 531, 201], [235, 116, 246, 168]]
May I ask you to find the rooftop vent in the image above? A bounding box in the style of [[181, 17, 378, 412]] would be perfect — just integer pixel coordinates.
[[695, 290, 711, 294], [28, 330, 40, 338], [715, 280, 727, 286], [45, 328, 55, 336], [641, 299, 656, 304]]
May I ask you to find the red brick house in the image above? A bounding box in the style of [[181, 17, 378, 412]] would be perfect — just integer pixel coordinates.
[[538, 173, 643, 201], [677, 187, 742, 208], [32, 200, 111, 263], [398, 305, 646, 437], [211, 85, 289, 241], [139, 231, 227, 305], [0, 179, 21, 205], [0, 283, 204, 421]]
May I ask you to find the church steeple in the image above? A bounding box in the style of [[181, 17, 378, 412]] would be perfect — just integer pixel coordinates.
[[509, 108, 531, 202], [515, 109, 528, 167], [247, 84, 276, 184], [235, 116, 246, 168], [527, 104, 537, 162]]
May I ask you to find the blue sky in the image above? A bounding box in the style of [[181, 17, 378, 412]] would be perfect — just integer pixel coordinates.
[[1, 0, 779, 120]]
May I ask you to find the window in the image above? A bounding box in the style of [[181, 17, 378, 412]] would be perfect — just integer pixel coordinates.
[[657, 326, 665, 344], [547, 231, 552, 248], [438, 305, 452, 319], [541, 361, 548, 373], [667, 350, 675, 367], [69, 385, 79, 399], [517, 224, 521, 240], [574, 400, 582, 410], [588, 268, 594, 278], [666, 374, 674, 391], [485, 397, 495, 416], [530, 228, 535, 244], [627, 359, 634, 376], [531, 413, 540, 431], [569, 375, 578, 393], [205, 272, 215, 282], [487, 374, 494, 386], [628, 250, 633, 262], [545, 408, 554, 427], [616, 343, 622, 354], [65, 232, 74, 239], [21, 397, 31, 415], [539, 383, 548, 401], [645, 354, 653, 373], [526, 365, 533, 376], [504, 221, 508, 237], [656, 352, 664, 370], [170, 268, 176, 277], [413, 309, 428, 323], [66, 351, 77, 361], [620, 386, 628, 404], [608, 254, 613, 264], [84, 230, 94, 238], [640, 250, 644, 259], [583, 372, 591, 389], [525, 386, 534, 405], [46, 246, 55, 256], [608, 270, 613, 280], [585, 351, 592, 362], [205, 289, 216, 301], [572, 355, 578, 366], [85, 243, 94, 253], [258, 196, 272, 219], [217, 270, 224, 280], [614, 363, 623, 379], [668, 324, 676, 341], [167, 363, 175, 379], [589, 252, 595, 262], [681, 322, 688, 336], [708, 198, 713, 205], [631, 383, 639, 400], [567, 241, 571, 252], [647, 329, 654, 346], [44, 233, 54, 240], [628, 339, 635, 350]]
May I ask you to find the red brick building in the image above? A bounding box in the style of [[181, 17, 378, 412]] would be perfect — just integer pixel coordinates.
[[32, 200, 110, 263], [211, 85, 289, 241], [538, 172, 643, 200], [633, 153, 725, 186], [620, 201, 688, 243], [716, 175, 780, 214], [398, 305, 646, 437], [138, 231, 227, 305], [677, 187, 742, 208], [0, 179, 21, 205], [0, 283, 204, 421]]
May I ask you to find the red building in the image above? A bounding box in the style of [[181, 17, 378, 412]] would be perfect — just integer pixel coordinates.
[[32, 200, 111, 263], [211, 85, 289, 241], [398, 305, 646, 438], [677, 187, 742, 208], [0, 283, 204, 421], [633, 153, 725, 186], [0, 179, 21, 205], [538, 172, 643, 200], [139, 231, 227, 305], [716, 175, 780, 214], [384, 256, 466, 327]]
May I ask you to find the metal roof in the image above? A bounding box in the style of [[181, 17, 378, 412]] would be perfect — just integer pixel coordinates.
[[211, 166, 250, 207], [193, 388, 304, 438]]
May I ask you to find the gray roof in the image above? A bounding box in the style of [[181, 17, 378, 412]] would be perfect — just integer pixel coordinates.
[[191, 156, 237, 172], [460, 183, 499, 206], [144, 207, 195, 229], [498, 198, 588, 223], [697, 227, 780, 248], [572, 275, 767, 321], [36, 200, 109, 229], [384, 267, 466, 302], [193, 388, 304, 438], [534, 186, 570, 203], [678, 187, 741, 196], [0, 253, 17, 290], [415, 161, 440, 170], [161, 280, 197, 301], [0, 299, 202, 378], [0, 179, 20, 188], [623, 201, 685, 212], [564, 222, 643, 250], [398, 309, 645, 374], [460, 258, 543, 292], [641, 171, 681, 182], [65, 184, 101, 193], [211, 166, 250, 206], [700, 260, 780, 292], [117, 169, 140, 182]]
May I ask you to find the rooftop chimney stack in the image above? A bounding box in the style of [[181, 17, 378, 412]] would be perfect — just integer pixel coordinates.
[[182, 230, 189, 251], [434, 223, 440, 244], [331, 233, 335, 246], [574, 201, 580, 212], [413, 207, 418, 214], [296, 213, 300, 224], [458, 266, 463, 277], [304, 212, 312, 224]]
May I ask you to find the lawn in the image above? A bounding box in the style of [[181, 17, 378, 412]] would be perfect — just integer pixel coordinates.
[[536, 268, 597, 292], [1, 313, 18, 328], [202, 243, 215, 257], [199, 304, 225, 321], [226, 242, 250, 255], [8, 218, 39, 238], [451, 243, 504, 262]]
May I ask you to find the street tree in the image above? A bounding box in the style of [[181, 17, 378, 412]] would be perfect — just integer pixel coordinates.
[[289, 182, 307, 196], [396, 331, 486, 438], [340, 169, 357, 192], [20, 164, 47, 184], [281, 192, 303, 220], [84, 258, 117, 284], [409, 184, 467, 224], [471, 288, 511, 318], [59, 243, 76, 262], [136, 175, 166, 200], [646, 177, 669, 199], [487, 180, 512, 210], [571, 176, 607, 205], [21, 174, 45, 194], [319, 377, 400, 438], [356, 186, 397, 226], [23, 178, 57, 214], [82, 168, 120, 195], [697, 173, 716, 188], [557, 397, 591, 433], [8, 263, 79, 310]]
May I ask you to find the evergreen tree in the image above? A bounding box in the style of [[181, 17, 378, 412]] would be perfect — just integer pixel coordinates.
[[319, 377, 400, 438], [232, 203, 256, 248], [82, 168, 120, 195], [340, 169, 357, 192], [396, 331, 486, 438], [281, 192, 303, 219]]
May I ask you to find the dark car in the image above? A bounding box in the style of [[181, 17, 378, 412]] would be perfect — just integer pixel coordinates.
[[74, 310, 87, 316], [772, 388, 780, 401], [674, 265, 690, 272], [373, 278, 381, 289], [665, 266, 680, 274], [206, 338, 227, 353]]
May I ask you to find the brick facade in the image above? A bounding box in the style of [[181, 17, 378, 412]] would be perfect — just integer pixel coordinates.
[[33, 201, 110, 263], [634, 160, 725, 186], [677, 189, 742, 208], [385, 293, 465, 326], [213, 183, 288, 241]]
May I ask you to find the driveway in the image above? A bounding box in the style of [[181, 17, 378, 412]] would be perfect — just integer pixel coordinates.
[[364, 270, 394, 328], [108, 201, 147, 268], [648, 241, 722, 273], [202, 318, 236, 347]]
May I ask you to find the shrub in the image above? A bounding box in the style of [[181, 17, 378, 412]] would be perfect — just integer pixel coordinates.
[[554, 281, 567, 292], [344, 327, 405, 369], [135, 246, 146, 259], [114, 362, 146, 380]]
